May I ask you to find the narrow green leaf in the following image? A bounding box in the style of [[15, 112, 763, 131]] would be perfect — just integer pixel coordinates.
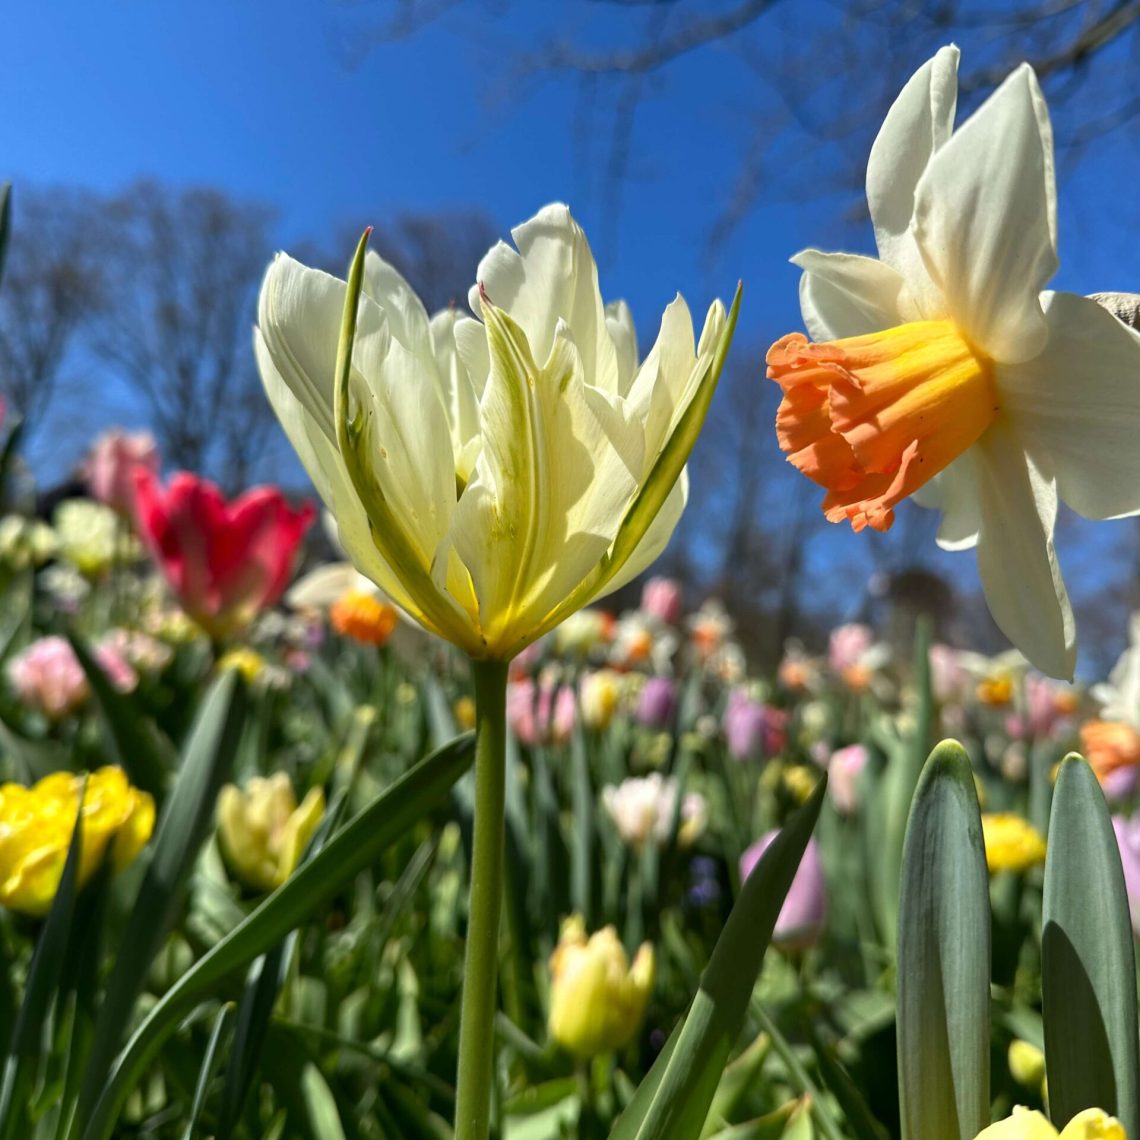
[[611, 774, 827, 1140], [0, 779, 85, 1140], [80, 731, 475, 1140], [569, 713, 596, 925], [1043, 755, 1140, 1135], [181, 1004, 234, 1140], [874, 618, 933, 947], [68, 629, 171, 803], [896, 739, 990, 1140], [76, 670, 247, 1127]]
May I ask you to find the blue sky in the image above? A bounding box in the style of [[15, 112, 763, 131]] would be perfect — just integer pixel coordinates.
[[1, 1, 1138, 672]]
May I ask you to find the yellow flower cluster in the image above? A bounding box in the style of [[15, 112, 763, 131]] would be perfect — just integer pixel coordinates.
[[976, 1107, 1124, 1139], [0, 767, 155, 917], [982, 813, 1047, 874], [547, 916, 654, 1059], [216, 773, 325, 893]]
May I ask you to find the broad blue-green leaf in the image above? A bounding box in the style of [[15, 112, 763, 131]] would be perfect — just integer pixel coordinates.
[[1043, 755, 1140, 1136], [80, 731, 475, 1140], [610, 774, 826, 1140], [873, 618, 933, 946], [896, 739, 990, 1140]]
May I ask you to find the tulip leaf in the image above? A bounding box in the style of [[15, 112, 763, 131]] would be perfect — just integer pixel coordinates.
[[610, 772, 826, 1140], [1042, 755, 1140, 1136], [0, 778, 85, 1140], [181, 1003, 234, 1140], [873, 618, 933, 947], [75, 670, 248, 1128], [79, 731, 476, 1140], [896, 739, 990, 1140], [67, 628, 172, 803]]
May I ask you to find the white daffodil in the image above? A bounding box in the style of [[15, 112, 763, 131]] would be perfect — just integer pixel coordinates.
[[766, 46, 1140, 679], [256, 204, 737, 662]]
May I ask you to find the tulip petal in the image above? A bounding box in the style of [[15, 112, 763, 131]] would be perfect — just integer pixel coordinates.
[[450, 302, 637, 656], [792, 249, 906, 341], [973, 420, 1076, 679], [999, 291, 1140, 520], [866, 45, 959, 316], [470, 203, 623, 395], [362, 249, 432, 359], [912, 64, 1058, 363]]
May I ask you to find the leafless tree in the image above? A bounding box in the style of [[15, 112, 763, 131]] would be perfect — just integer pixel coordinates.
[[0, 186, 107, 439], [89, 181, 280, 491]]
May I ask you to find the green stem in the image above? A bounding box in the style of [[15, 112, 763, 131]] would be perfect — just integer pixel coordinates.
[[455, 658, 509, 1140]]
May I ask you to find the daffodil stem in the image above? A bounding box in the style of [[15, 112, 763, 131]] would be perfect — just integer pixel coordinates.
[[455, 658, 509, 1140]]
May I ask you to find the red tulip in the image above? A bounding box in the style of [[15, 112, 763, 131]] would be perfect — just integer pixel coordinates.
[[133, 470, 314, 640]]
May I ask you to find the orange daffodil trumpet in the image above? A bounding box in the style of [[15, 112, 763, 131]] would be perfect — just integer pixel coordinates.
[[768, 47, 1140, 679], [256, 205, 738, 662]]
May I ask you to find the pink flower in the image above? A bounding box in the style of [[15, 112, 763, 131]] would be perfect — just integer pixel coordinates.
[[827, 744, 870, 816], [7, 636, 135, 720], [828, 623, 874, 672], [507, 678, 576, 746], [1005, 675, 1080, 741], [83, 430, 160, 517], [929, 643, 969, 703], [133, 470, 314, 641], [723, 689, 787, 761], [640, 577, 684, 626], [740, 832, 827, 949], [1113, 815, 1140, 935]]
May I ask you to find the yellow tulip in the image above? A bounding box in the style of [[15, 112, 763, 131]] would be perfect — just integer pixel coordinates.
[[0, 767, 155, 918], [975, 1107, 1124, 1139], [216, 774, 324, 893], [982, 812, 1047, 874], [548, 916, 654, 1059], [256, 205, 738, 661], [1008, 1040, 1046, 1091]]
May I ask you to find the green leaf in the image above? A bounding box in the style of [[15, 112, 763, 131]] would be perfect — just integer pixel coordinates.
[[1042, 754, 1140, 1136], [896, 739, 990, 1140], [75, 670, 248, 1127], [79, 731, 475, 1140], [181, 1004, 234, 1140], [611, 774, 827, 1140], [0, 778, 85, 1140], [67, 629, 171, 804], [873, 618, 933, 947]]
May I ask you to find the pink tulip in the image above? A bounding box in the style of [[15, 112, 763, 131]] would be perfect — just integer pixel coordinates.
[[723, 689, 787, 761], [828, 623, 874, 672], [83, 430, 160, 516], [1112, 815, 1140, 936], [740, 833, 827, 949], [507, 678, 576, 746], [133, 470, 314, 640], [640, 577, 684, 626], [7, 635, 135, 720], [827, 744, 870, 816]]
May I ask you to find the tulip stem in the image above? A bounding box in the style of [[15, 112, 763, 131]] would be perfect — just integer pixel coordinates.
[[455, 658, 509, 1140]]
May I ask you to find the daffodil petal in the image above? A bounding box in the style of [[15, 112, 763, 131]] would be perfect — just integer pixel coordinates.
[[470, 203, 621, 394], [999, 290, 1140, 520], [911, 452, 981, 552], [866, 45, 958, 315], [1058, 1109, 1126, 1139], [974, 420, 1076, 679], [792, 249, 906, 341], [912, 63, 1057, 363]]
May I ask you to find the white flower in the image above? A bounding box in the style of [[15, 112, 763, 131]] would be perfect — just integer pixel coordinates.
[[602, 773, 706, 850], [1091, 612, 1140, 729], [768, 47, 1140, 679], [256, 204, 737, 661]]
